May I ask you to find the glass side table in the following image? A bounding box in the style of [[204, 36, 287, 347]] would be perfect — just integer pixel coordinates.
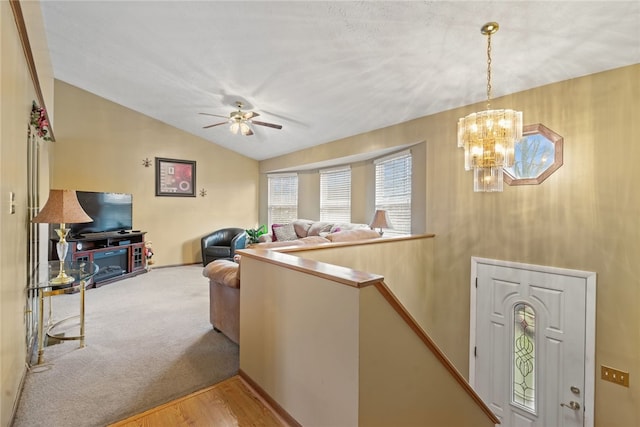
[[30, 261, 98, 365]]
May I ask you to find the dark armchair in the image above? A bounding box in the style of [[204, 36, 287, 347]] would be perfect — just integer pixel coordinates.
[[201, 227, 247, 266]]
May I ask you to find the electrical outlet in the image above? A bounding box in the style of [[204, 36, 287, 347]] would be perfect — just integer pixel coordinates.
[[601, 365, 630, 387]]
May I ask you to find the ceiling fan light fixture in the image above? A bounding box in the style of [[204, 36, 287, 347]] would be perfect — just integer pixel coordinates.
[[230, 121, 240, 134], [457, 22, 523, 193], [200, 100, 281, 136], [240, 122, 252, 136]]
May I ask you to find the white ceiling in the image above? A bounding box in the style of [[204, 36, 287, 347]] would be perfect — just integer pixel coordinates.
[[40, 1, 640, 161]]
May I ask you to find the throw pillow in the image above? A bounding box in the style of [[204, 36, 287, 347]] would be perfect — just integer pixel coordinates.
[[271, 223, 283, 242], [292, 219, 314, 238], [307, 222, 334, 236], [274, 223, 298, 241]]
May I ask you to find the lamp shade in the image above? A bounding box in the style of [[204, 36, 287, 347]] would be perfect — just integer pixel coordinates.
[[32, 189, 93, 224], [369, 209, 392, 230]]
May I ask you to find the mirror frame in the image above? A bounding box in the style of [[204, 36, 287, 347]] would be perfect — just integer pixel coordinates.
[[504, 123, 564, 186]]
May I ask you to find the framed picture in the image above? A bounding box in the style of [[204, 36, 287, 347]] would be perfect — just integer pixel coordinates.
[[155, 157, 196, 197]]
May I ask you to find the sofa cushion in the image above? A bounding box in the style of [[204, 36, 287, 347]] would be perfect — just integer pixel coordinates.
[[307, 221, 333, 236], [326, 228, 381, 242], [256, 235, 330, 249], [274, 223, 298, 241], [292, 219, 314, 238], [330, 222, 369, 232], [202, 259, 240, 289]]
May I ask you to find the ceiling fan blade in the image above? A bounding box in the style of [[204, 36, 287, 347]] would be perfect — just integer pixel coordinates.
[[245, 128, 254, 136], [203, 121, 228, 129], [199, 113, 229, 119], [252, 120, 283, 130], [243, 111, 259, 120]]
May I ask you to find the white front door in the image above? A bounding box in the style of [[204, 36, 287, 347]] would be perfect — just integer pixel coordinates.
[[470, 258, 596, 427]]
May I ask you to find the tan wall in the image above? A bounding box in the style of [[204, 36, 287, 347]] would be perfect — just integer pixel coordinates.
[[286, 236, 434, 332], [239, 249, 493, 426], [359, 285, 493, 427], [258, 64, 640, 426], [0, 2, 51, 425], [51, 81, 259, 266], [239, 256, 361, 426]]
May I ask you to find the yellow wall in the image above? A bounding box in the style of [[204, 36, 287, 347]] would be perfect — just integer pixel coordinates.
[[0, 2, 51, 425], [51, 81, 259, 266], [257, 64, 640, 426]]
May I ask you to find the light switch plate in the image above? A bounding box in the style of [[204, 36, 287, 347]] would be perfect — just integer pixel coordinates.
[[9, 192, 15, 214]]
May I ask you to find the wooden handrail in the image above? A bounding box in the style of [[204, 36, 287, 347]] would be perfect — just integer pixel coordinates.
[[239, 249, 384, 288]]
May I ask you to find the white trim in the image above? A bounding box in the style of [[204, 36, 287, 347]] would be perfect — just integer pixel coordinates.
[[469, 257, 596, 427], [267, 172, 297, 178], [319, 165, 351, 174]]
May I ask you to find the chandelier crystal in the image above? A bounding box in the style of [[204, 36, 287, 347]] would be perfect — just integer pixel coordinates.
[[457, 22, 523, 192]]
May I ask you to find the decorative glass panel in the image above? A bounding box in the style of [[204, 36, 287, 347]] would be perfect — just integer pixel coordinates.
[[513, 303, 536, 412]]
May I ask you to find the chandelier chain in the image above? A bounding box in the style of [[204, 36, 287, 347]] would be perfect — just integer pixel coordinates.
[[486, 32, 493, 109]]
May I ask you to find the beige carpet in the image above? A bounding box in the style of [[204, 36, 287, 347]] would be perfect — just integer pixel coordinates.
[[13, 265, 239, 427]]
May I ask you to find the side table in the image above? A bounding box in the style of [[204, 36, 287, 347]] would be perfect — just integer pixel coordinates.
[[30, 261, 98, 365]]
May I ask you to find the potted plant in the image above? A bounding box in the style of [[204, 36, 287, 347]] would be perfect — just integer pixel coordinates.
[[246, 224, 268, 244]]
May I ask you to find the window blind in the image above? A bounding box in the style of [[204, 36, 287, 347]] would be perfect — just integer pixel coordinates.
[[320, 166, 351, 223], [374, 151, 412, 235], [267, 173, 298, 226]]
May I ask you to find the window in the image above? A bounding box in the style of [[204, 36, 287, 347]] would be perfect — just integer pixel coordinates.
[[504, 123, 564, 186], [374, 151, 412, 235], [267, 173, 298, 226], [320, 167, 351, 223]]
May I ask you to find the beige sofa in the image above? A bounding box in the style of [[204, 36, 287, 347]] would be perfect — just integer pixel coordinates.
[[203, 225, 381, 343], [203, 259, 241, 343], [257, 219, 371, 244]]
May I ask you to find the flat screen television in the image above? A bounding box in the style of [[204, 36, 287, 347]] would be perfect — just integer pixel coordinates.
[[69, 191, 133, 236]]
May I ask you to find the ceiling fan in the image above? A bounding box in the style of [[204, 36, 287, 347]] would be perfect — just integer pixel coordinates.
[[199, 102, 283, 136]]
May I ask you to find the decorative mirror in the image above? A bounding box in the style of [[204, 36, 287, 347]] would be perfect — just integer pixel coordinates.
[[504, 123, 563, 185]]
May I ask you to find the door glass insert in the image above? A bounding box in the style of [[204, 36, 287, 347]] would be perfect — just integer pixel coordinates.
[[513, 303, 536, 412]]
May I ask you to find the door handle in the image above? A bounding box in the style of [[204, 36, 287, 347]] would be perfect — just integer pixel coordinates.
[[561, 401, 581, 410]]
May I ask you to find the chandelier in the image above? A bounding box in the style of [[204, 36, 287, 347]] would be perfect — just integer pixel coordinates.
[[457, 22, 523, 192]]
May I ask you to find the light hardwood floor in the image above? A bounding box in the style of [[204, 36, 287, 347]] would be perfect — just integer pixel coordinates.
[[109, 376, 287, 426]]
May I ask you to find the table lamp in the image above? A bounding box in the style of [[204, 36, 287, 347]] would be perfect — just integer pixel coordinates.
[[369, 209, 392, 236], [32, 189, 93, 284]]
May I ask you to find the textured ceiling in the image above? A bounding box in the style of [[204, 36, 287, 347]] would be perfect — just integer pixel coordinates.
[[40, 1, 640, 161]]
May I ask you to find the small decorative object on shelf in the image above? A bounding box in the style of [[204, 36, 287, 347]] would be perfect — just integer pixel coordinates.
[[142, 158, 152, 167], [145, 241, 154, 270], [30, 101, 53, 141], [246, 224, 267, 244]]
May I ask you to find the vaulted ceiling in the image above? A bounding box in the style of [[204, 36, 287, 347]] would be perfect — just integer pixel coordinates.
[[40, 1, 640, 161]]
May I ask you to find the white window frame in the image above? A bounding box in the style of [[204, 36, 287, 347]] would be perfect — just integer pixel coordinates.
[[320, 166, 351, 223], [267, 173, 298, 226], [374, 150, 412, 236]]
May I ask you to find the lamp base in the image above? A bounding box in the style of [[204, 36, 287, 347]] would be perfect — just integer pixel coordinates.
[[50, 272, 75, 285]]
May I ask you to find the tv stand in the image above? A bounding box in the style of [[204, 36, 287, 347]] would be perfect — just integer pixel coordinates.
[[50, 231, 147, 287]]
